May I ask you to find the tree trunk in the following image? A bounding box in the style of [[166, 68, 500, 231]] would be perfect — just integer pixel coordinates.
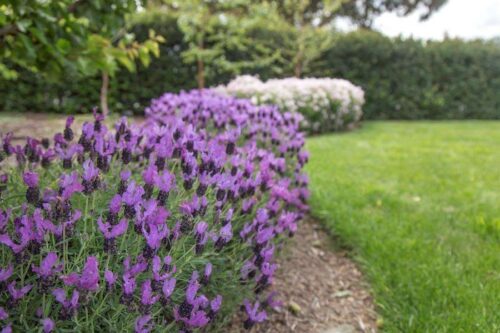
[[100, 71, 109, 117], [294, 52, 303, 78], [196, 39, 205, 89], [197, 58, 205, 89]]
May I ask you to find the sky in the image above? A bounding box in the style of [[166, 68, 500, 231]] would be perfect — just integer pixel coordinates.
[[341, 0, 500, 40]]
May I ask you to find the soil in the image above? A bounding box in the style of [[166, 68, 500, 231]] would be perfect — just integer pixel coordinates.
[[227, 219, 377, 333]]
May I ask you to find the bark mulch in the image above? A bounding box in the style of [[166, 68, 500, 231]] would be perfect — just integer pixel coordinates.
[[228, 219, 377, 333]]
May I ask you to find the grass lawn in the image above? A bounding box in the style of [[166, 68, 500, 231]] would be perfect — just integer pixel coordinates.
[[306, 121, 500, 332]]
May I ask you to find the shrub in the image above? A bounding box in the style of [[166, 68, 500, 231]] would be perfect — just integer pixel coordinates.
[[0, 91, 309, 332], [216, 76, 365, 133], [314, 30, 500, 119]]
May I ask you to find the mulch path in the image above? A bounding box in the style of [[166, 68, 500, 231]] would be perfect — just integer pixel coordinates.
[[228, 219, 377, 333]]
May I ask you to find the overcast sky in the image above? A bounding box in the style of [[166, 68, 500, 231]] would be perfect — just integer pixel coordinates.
[[344, 0, 500, 40]]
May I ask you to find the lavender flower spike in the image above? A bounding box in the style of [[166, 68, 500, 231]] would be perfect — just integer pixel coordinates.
[[135, 315, 153, 333], [42, 318, 55, 333], [243, 299, 267, 329], [32, 252, 62, 278]]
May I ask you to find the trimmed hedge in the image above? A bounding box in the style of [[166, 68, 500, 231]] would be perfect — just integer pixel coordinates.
[[1, 15, 500, 119], [313, 30, 500, 119]]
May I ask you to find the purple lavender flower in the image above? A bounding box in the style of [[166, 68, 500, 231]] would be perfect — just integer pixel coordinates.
[[32, 252, 62, 278], [0, 308, 7, 321], [208, 295, 222, 320], [0, 265, 13, 284], [64, 116, 75, 141], [23, 171, 40, 204], [154, 170, 175, 206], [42, 318, 55, 333], [118, 170, 132, 194], [162, 277, 176, 302], [2, 132, 13, 155], [0, 209, 9, 233], [243, 299, 267, 329], [97, 217, 128, 252], [57, 144, 83, 169], [142, 224, 168, 257], [140, 279, 160, 312], [122, 181, 144, 218], [135, 315, 153, 333], [7, 281, 33, 303], [105, 269, 118, 290], [194, 221, 208, 254], [40, 149, 56, 168], [202, 262, 212, 285], [0, 307, 9, 320], [59, 171, 84, 200], [0, 233, 29, 254], [1, 323, 12, 333], [52, 288, 79, 319], [256, 226, 274, 245], [263, 291, 282, 310], [142, 164, 157, 199], [32, 252, 62, 291], [121, 272, 136, 304], [82, 159, 100, 194], [215, 222, 233, 250], [61, 256, 99, 292]]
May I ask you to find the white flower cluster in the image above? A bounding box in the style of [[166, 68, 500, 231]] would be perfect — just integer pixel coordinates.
[[216, 75, 365, 132]]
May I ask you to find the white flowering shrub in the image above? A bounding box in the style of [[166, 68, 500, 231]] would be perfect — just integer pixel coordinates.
[[216, 76, 365, 133]]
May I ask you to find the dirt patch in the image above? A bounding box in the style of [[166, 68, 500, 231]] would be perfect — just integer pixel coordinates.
[[228, 219, 377, 333]]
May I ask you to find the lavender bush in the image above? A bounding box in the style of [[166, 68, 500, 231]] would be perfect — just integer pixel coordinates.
[[0, 90, 309, 332]]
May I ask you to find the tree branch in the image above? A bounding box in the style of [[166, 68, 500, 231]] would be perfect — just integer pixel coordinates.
[[0, 24, 18, 38], [68, 0, 86, 13]]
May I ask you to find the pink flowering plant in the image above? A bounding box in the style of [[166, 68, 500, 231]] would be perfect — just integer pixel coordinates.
[[0, 91, 309, 332]]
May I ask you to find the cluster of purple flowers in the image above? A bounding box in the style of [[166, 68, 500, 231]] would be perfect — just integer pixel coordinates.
[[0, 90, 309, 332]]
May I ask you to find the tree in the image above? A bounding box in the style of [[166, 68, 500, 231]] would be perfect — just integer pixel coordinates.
[[338, 0, 448, 28], [159, 0, 280, 89], [257, 0, 346, 78], [259, 0, 447, 77], [0, 0, 164, 115]]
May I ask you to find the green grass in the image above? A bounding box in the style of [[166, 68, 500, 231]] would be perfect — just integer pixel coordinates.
[[306, 121, 500, 332]]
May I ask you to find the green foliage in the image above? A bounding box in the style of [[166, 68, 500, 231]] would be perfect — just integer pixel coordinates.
[[0, 0, 141, 78], [2, 18, 500, 120], [306, 121, 500, 332], [312, 30, 500, 119], [337, 0, 448, 28], [162, 0, 283, 88]]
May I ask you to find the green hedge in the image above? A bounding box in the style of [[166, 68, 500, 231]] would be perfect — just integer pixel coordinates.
[[312, 30, 500, 119], [1, 16, 500, 119]]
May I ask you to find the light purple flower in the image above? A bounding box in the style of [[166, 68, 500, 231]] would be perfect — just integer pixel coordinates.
[[0, 308, 8, 320], [135, 315, 153, 333], [61, 256, 99, 292], [0, 265, 13, 283], [97, 217, 128, 239], [105, 270, 118, 288], [243, 299, 267, 329], [7, 281, 33, 301], [23, 171, 39, 188], [32, 252, 62, 278], [140, 279, 160, 306], [162, 277, 176, 299], [42, 318, 55, 333]]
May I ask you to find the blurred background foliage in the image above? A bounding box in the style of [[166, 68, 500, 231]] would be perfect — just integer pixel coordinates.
[[2, 0, 499, 120]]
